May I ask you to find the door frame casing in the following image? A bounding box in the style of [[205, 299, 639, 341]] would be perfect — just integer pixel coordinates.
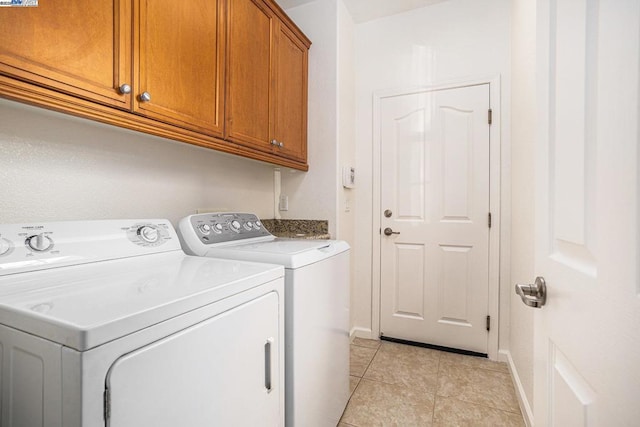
[[371, 76, 502, 360]]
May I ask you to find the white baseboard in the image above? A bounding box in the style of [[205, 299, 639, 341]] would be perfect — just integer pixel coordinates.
[[500, 349, 534, 427], [349, 327, 373, 341]]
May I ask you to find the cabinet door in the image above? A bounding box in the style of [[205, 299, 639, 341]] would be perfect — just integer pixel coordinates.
[[135, 0, 225, 136], [0, 0, 131, 109], [226, 0, 275, 151], [273, 22, 308, 163], [106, 292, 282, 426]]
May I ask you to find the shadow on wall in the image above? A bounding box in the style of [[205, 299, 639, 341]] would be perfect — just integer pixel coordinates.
[[0, 99, 275, 224]]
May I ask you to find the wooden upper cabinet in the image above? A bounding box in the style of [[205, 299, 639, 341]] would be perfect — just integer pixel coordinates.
[[134, 0, 225, 136], [225, 0, 275, 151], [273, 21, 308, 163], [226, 0, 310, 164], [0, 0, 132, 109], [0, 0, 310, 170]]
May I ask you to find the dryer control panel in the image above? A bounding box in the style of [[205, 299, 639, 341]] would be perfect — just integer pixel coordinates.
[[179, 213, 273, 249], [0, 219, 180, 276]]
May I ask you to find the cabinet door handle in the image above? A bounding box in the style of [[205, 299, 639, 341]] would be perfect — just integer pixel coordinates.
[[278, 141, 284, 148], [264, 338, 273, 392], [270, 139, 278, 146], [139, 92, 151, 102], [118, 84, 131, 95]]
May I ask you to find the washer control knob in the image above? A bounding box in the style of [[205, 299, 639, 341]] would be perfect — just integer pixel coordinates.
[[0, 238, 12, 256], [26, 233, 53, 252], [137, 226, 159, 243], [198, 224, 212, 235], [230, 220, 241, 232], [247, 221, 254, 228], [255, 220, 262, 229], [213, 223, 224, 233]]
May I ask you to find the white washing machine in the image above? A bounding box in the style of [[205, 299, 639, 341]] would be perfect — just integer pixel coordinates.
[[178, 212, 350, 427], [0, 219, 285, 427]]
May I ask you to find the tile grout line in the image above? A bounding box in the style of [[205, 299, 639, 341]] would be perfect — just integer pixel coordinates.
[[342, 341, 383, 427], [431, 350, 444, 424], [360, 342, 381, 378]]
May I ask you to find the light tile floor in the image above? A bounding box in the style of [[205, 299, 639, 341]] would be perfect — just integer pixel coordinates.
[[340, 338, 525, 426]]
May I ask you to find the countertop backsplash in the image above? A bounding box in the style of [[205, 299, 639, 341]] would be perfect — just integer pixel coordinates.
[[260, 219, 330, 240]]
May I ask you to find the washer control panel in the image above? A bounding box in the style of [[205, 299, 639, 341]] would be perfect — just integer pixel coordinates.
[[0, 219, 181, 276], [185, 213, 272, 245]]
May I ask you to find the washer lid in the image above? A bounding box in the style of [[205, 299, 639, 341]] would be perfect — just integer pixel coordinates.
[[205, 238, 350, 269], [0, 252, 283, 351]]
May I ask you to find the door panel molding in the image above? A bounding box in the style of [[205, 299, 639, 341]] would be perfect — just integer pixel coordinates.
[[372, 76, 502, 360], [549, 341, 596, 426], [547, 0, 598, 275], [393, 243, 426, 319]]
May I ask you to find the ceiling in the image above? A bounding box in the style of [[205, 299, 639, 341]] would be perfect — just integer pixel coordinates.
[[277, 0, 448, 23]]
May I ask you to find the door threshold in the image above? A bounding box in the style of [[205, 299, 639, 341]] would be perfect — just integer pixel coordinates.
[[380, 336, 488, 358]]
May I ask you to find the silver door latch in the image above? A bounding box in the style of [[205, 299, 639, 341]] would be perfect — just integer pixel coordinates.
[[515, 276, 547, 308], [383, 227, 400, 236]]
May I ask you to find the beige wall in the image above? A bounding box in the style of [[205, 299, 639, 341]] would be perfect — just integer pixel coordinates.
[[0, 98, 276, 225], [285, 0, 358, 326], [336, 0, 357, 327], [509, 0, 536, 421], [280, 0, 339, 238], [283, 0, 357, 241]]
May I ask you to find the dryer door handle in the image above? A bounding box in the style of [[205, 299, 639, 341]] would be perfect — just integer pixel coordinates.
[[264, 338, 274, 392]]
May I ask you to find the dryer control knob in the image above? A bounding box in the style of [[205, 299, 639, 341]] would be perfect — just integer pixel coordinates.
[[255, 220, 262, 229], [0, 238, 12, 256], [138, 226, 159, 243], [230, 220, 241, 232], [213, 223, 224, 233], [26, 233, 53, 252]]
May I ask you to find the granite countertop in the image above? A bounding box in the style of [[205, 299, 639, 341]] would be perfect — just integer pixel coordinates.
[[260, 219, 330, 240], [270, 231, 331, 240]]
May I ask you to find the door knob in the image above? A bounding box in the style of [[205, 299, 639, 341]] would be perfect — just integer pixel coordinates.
[[383, 227, 400, 236], [515, 276, 547, 308], [384, 209, 392, 218]]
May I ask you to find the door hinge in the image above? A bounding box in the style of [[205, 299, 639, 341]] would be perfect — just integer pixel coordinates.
[[488, 212, 492, 228], [488, 109, 493, 125], [486, 315, 491, 332], [103, 388, 111, 421]]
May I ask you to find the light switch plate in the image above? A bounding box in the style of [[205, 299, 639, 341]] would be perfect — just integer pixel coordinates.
[[342, 166, 355, 188], [279, 195, 289, 211]]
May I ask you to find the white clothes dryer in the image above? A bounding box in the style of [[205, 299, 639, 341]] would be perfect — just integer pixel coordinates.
[[0, 219, 285, 427], [178, 212, 350, 427]]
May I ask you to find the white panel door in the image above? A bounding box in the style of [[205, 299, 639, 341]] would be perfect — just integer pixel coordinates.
[[379, 84, 490, 354], [533, 0, 640, 425], [106, 292, 281, 427]]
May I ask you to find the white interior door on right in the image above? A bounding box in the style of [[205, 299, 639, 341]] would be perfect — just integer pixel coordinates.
[[379, 84, 491, 354], [533, 0, 640, 425]]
